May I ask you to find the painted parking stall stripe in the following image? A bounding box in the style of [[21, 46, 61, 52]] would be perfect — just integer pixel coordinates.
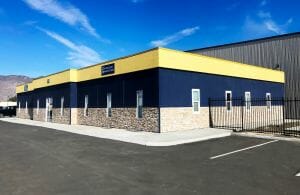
[[210, 140, 279, 160]]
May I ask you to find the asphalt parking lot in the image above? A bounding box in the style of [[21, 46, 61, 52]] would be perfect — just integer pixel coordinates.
[[0, 121, 299, 195]]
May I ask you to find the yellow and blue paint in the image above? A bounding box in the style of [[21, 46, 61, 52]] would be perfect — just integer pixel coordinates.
[[16, 47, 284, 127]]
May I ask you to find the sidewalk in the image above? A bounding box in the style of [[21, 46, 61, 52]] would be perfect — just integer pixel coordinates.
[[0, 118, 232, 146]]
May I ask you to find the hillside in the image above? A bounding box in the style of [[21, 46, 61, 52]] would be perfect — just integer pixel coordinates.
[[0, 75, 32, 101]]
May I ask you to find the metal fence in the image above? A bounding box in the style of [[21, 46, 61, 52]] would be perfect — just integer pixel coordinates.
[[209, 97, 300, 137]]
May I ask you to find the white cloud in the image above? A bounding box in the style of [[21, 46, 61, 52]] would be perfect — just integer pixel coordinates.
[[243, 16, 270, 36], [23, 20, 38, 26], [23, 0, 104, 40], [257, 10, 271, 19], [264, 20, 285, 34], [38, 27, 103, 67], [286, 18, 293, 25], [150, 26, 199, 47], [260, 0, 267, 6], [243, 10, 293, 36]]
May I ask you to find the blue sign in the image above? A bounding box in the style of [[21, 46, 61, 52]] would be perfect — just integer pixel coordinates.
[[101, 63, 115, 76]]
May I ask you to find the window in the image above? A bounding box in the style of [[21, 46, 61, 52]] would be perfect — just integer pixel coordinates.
[[107, 93, 112, 117], [84, 95, 88, 117], [60, 97, 64, 116], [46, 97, 53, 122], [25, 101, 28, 114], [225, 91, 232, 111], [266, 93, 271, 109], [37, 99, 39, 115], [245, 92, 251, 110], [136, 90, 143, 118], [192, 89, 200, 113], [18, 102, 21, 113]]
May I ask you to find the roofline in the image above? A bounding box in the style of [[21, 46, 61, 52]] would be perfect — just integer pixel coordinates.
[[16, 68, 75, 87], [78, 47, 160, 71], [16, 46, 285, 94], [186, 31, 300, 52], [16, 48, 161, 87]]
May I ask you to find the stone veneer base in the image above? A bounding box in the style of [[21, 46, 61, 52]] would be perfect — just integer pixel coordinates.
[[77, 107, 159, 132], [17, 106, 282, 133], [17, 108, 70, 124]]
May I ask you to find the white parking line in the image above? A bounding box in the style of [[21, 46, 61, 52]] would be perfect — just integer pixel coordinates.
[[210, 140, 279, 160]]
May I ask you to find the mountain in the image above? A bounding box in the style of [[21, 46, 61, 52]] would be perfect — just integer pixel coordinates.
[[0, 75, 32, 102]]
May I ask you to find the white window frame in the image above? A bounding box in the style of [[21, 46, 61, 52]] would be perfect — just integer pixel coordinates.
[[225, 91, 232, 111], [60, 97, 64, 116], [25, 101, 28, 114], [136, 90, 143, 118], [84, 95, 88, 117], [245, 91, 251, 110], [266, 92, 271, 109], [107, 93, 112, 117], [37, 99, 40, 115], [192, 89, 200, 113]]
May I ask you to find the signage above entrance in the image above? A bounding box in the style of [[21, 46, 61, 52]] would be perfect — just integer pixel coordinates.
[[101, 63, 115, 76]]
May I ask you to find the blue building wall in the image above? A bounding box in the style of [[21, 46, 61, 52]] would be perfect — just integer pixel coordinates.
[[17, 91, 33, 108], [17, 68, 284, 109], [76, 69, 159, 108], [16, 69, 160, 109], [17, 83, 71, 108], [158, 68, 284, 107]]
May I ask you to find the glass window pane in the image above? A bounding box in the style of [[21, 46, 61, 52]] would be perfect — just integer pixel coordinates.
[[107, 93, 112, 117], [226, 101, 231, 111], [136, 90, 143, 118], [245, 92, 251, 110], [84, 95, 88, 116], [193, 102, 199, 112], [138, 106, 142, 118], [226, 93, 231, 101], [61, 97, 64, 116], [193, 91, 199, 101]]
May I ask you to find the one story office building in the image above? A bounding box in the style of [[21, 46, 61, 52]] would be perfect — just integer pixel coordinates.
[[16, 47, 284, 132]]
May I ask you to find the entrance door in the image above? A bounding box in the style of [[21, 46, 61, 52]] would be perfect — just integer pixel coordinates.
[[45, 97, 53, 122]]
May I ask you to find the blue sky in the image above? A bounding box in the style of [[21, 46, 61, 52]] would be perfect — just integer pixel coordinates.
[[0, 0, 299, 77]]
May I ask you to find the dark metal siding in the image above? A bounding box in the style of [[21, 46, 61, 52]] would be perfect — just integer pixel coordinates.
[[18, 68, 284, 109], [187, 34, 300, 99], [158, 68, 284, 107], [76, 69, 159, 108], [17, 83, 71, 108]]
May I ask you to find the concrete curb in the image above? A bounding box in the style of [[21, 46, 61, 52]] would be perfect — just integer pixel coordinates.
[[0, 118, 232, 147], [233, 132, 300, 143], [144, 132, 232, 146]]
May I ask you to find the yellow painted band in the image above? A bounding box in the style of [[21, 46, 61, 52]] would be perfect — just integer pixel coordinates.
[[16, 47, 284, 94]]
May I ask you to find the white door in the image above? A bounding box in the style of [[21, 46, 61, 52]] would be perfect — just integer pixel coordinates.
[[45, 98, 48, 121], [45, 97, 53, 122]]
